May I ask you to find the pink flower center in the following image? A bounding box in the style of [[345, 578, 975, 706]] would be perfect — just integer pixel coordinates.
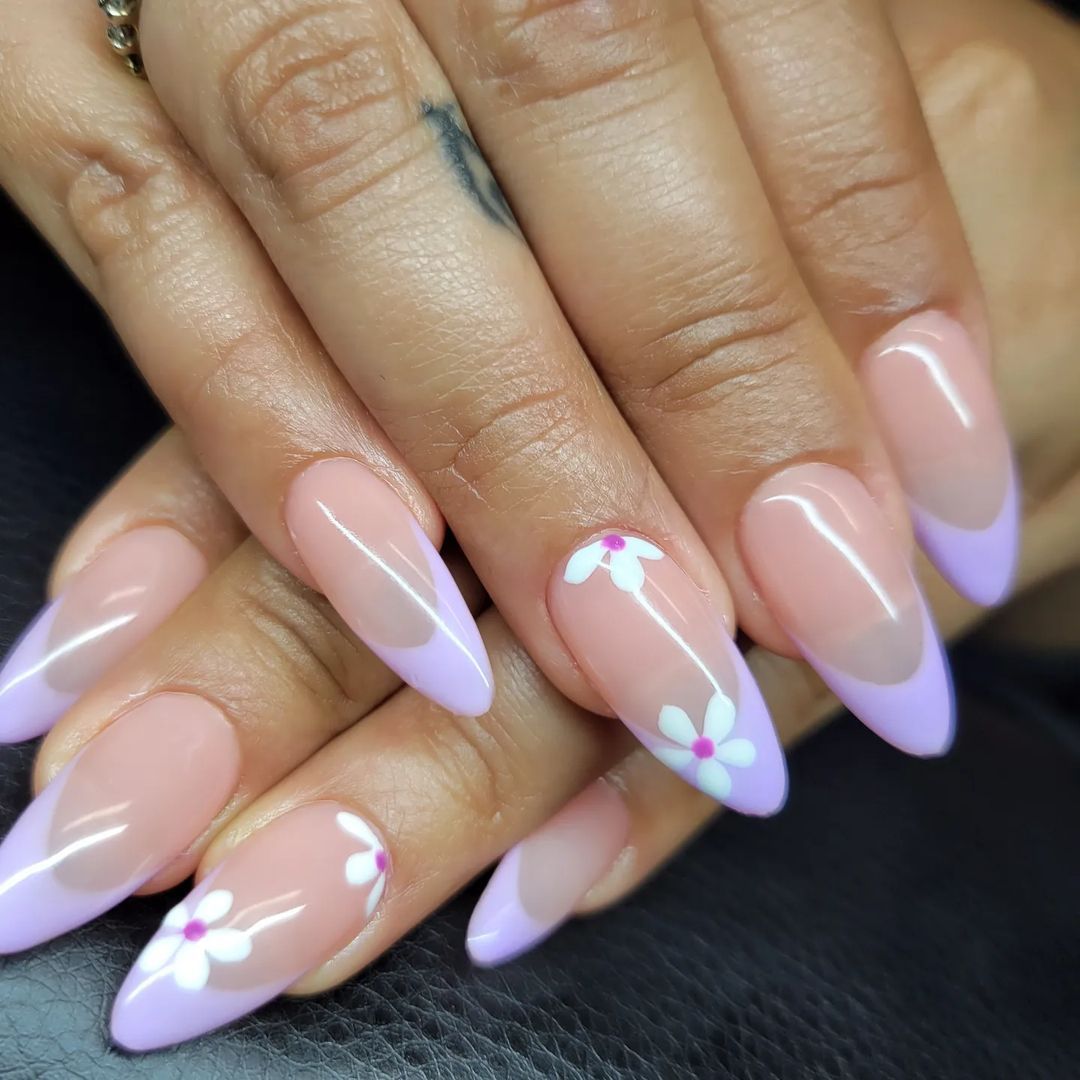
[[374, 850, 388, 873], [691, 737, 715, 760], [601, 535, 626, 551], [183, 919, 208, 943]]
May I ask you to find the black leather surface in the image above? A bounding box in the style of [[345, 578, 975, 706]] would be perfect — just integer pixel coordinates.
[[2, 188, 1079, 1078]]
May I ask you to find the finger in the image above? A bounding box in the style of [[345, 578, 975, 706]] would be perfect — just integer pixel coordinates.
[[696, 0, 1019, 605], [0, 528, 475, 952], [0, 429, 242, 743], [402, 1, 950, 756], [108, 613, 634, 1050], [0, 0, 491, 717], [139, 0, 788, 811]]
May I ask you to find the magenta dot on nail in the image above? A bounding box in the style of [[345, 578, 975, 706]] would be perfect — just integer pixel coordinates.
[[602, 535, 626, 551], [691, 737, 715, 760], [375, 850, 388, 873], [183, 919, 208, 943]]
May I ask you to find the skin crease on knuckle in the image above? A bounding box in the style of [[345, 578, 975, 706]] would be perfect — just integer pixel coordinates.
[[203, 1, 439, 227]]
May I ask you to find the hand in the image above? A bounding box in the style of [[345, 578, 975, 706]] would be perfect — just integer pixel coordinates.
[[0, 0, 1076, 1046], [0, 0, 1023, 802]]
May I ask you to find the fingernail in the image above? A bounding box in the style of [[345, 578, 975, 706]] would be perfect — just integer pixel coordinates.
[[111, 802, 389, 1052], [285, 459, 493, 717], [467, 779, 629, 967], [861, 312, 1019, 606], [549, 534, 786, 815], [740, 462, 954, 757], [0, 693, 239, 953], [0, 527, 207, 743]]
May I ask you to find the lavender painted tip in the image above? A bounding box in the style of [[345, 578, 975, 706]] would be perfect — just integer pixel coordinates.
[[913, 468, 1020, 609]]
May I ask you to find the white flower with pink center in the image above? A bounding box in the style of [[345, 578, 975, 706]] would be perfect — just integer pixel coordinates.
[[337, 812, 389, 917], [136, 889, 252, 992], [653, 691, 756, 800], [563, 534, 664, 593]]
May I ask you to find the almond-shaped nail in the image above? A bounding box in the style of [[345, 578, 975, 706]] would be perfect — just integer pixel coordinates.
[[740, 463, 954, 757], [468, 779, 629, 967], [285, 459, 493, 717], [549, 534, 786, 815], [0, 527, 207, 743], [0, 693, 239, 953], [862, 312, 1019, 606], [111, 802, 389, 1052]]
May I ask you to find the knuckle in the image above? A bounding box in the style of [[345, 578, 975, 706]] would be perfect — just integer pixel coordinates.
[[625, 261, 813, 415], [425, 374, 590, 512], [220, 1, 430, 223], [63, 116, 210, 278], [461, 0, 680, 113], [223, 556, 373, 717]]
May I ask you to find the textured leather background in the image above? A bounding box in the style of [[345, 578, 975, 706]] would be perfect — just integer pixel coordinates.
[[1, 170, 1079, 1076]]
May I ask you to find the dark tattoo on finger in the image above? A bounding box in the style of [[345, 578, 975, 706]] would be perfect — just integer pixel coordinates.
[[420, 101, 521, 237]]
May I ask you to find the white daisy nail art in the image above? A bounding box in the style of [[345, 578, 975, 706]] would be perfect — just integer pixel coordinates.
[[337, 811, 390, 917], [652, 691, 756, 800], [563, 534, 664, 593], [136, 889, 252, 992]]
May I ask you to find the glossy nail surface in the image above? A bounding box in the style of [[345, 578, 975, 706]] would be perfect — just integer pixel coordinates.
[[468, 779, 629, 967], [741, 463, 954, 757], [285, 459, 493, 717], [549, 534, 786, 815], [0, 694, 239, 953], [0, 527, 207, 743], [111, 802, 389, 1052], [862, 312, 1019, 605]]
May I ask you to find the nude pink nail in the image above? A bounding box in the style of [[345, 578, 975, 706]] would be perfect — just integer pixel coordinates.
[[111, 802, 390, 1052], [0, 527, 207, 743], [467, 779, 629, 967], [740, 463, 954, 757], [549, 534, 786, 815], [861, 312, 1019, 605], [0, 693, 239, 953], [285, 459, 493, 717]]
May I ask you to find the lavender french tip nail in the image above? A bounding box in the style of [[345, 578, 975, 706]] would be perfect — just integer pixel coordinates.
[[0, 601, 76, 744], [913, 464, 1020, 609], [285, 460, 494, 718], [466, 846, 556, 968], [0, 695, 239, 955], [111, 803, 390, 1051], [0, 527, 208, 744], [467, 780, 632, 968], [807, 602, 955, 759]]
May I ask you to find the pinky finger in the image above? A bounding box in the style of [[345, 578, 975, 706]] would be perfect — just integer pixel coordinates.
[[0, 428, 244, 743]]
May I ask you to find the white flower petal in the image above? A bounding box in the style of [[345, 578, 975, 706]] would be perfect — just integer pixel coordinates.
[[563, 541, 605, 585], [715, 738, 756, 769], [652, 746, 694, 773], [365, 870, 387, 918], [657, 704, 697, 747], [162, 902, 190, 931], [703, 691, 737, 743], [203, 928, 253, 964], [173, 943, 211, 992], [138, 934, 182, 974], [345, 850, 378, 887], [193, 889, 233, 926], [695, 758, 733, 802], [336, 811, 377, 848], [608, 551, 646, 593], [622, 537, 664, 561]]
